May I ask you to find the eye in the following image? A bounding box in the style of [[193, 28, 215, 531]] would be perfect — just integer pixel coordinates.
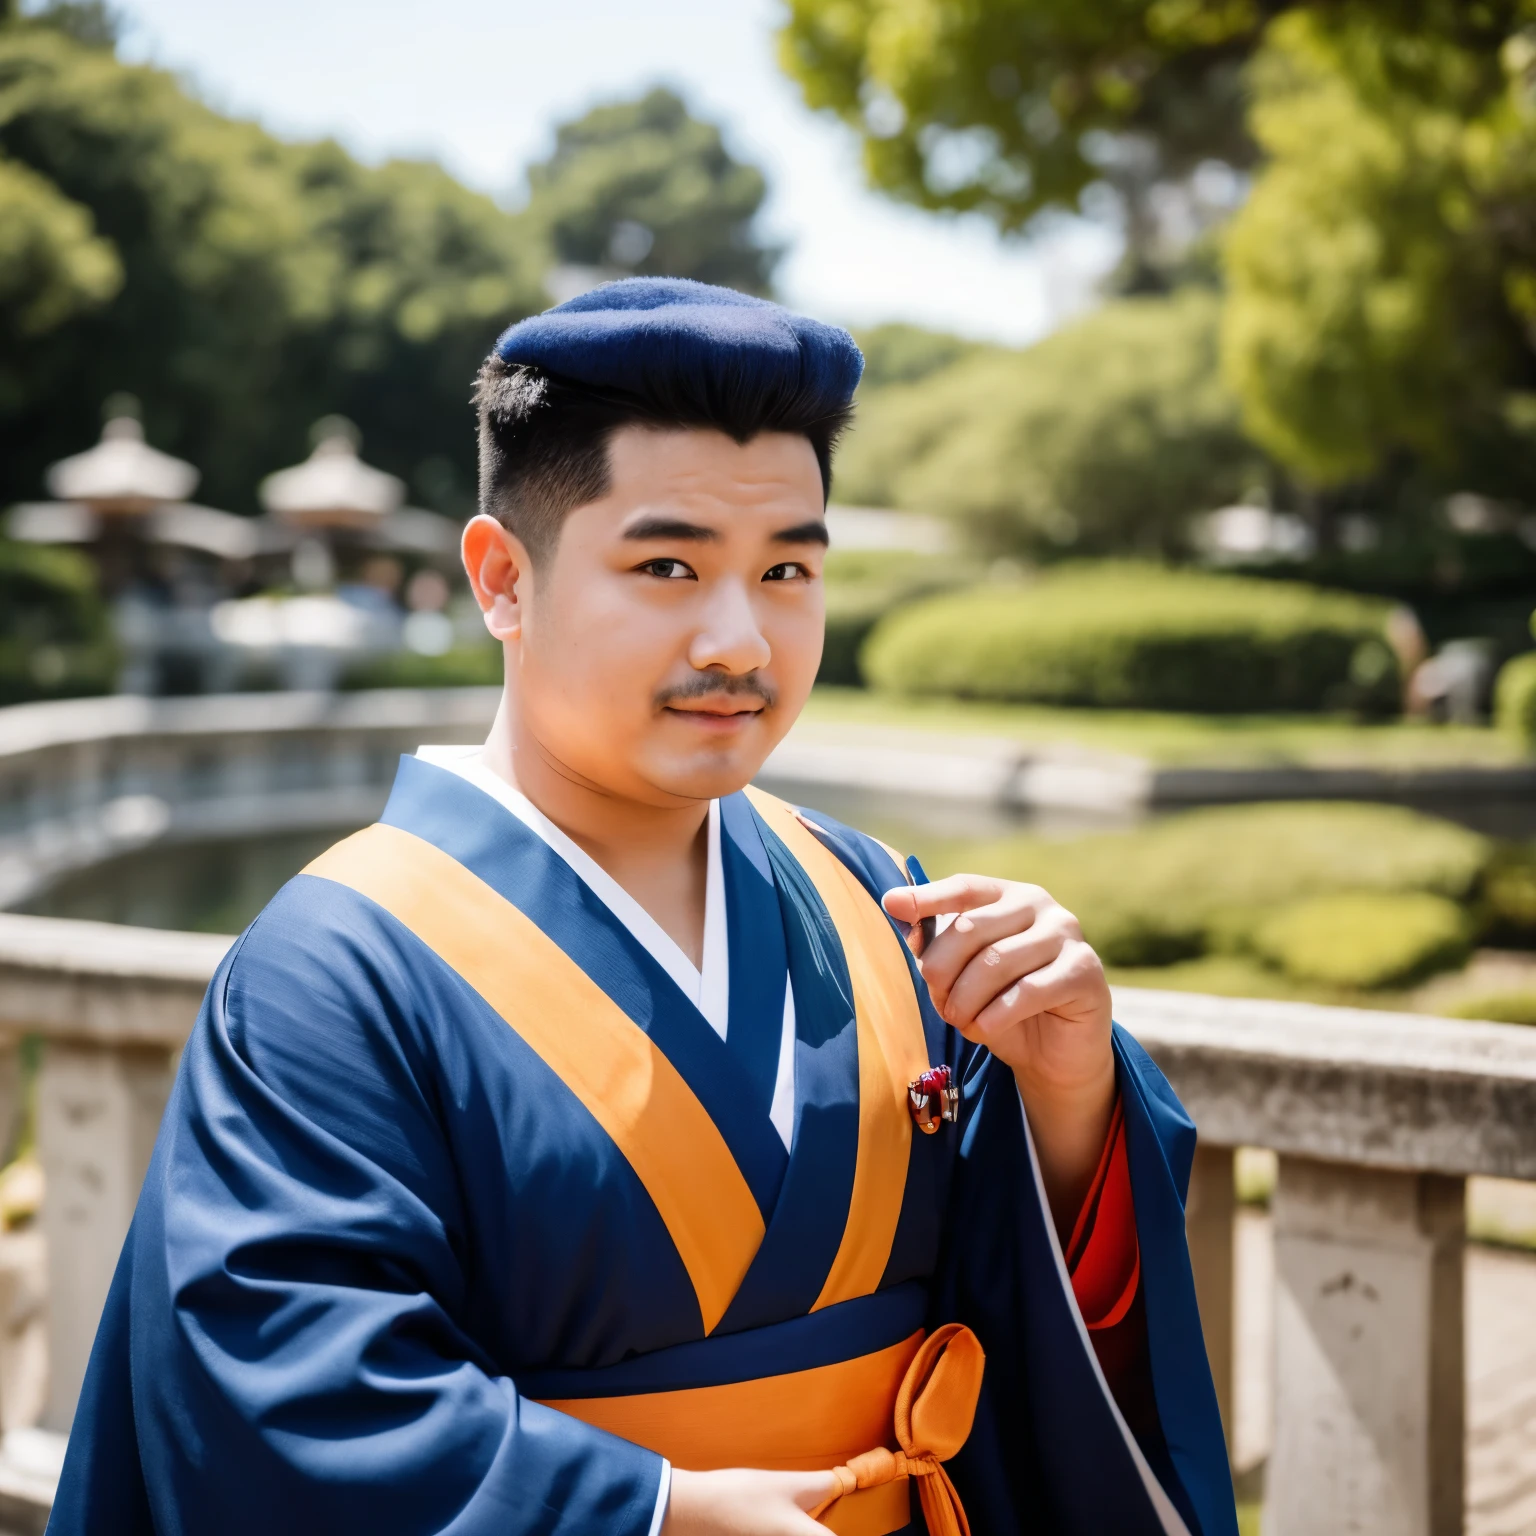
[[638, 558, 696, 581], [763, 561, 811, 582]]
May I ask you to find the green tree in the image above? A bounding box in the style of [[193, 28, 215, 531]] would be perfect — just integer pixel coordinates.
[[851, 322, 992, 390], [778, 0, 1268, 286], [0, 9, 544, 515], [523, 87, 778, 294], [0, 154, 120, 388], [777, 1, 1526, 286], [286, 145, 546, 518], [1221, 9, 1536, 499], [782, 0, 1536, 516], [840, 289, 1257, 554]]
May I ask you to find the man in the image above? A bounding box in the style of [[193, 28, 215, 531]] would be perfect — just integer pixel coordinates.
[[51, 279, 1235, 1536]]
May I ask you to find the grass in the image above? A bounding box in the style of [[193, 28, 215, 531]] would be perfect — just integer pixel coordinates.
[[1104, 955, 1416, 1011], [886, 801, 1490, 972], [1445, 990, 1536, 1025], [802, 686, 1523, 769]]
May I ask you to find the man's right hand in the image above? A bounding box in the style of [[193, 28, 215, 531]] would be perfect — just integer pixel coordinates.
[[662, 1467, 834, 1536]]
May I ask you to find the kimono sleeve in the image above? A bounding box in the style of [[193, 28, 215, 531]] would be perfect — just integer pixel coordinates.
[[936, 1036, 1237, 1536], [48, 887, 664, 1536]]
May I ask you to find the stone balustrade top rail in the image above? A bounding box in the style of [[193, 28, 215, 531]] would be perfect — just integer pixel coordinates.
[[0, 688, 501, 908], [0, 914, 229, 984], [0, 914, 228, 1047], [2, 907, 1534, 1176], [1116, 988, 1536, 1180], [0, 688, 500, 759]]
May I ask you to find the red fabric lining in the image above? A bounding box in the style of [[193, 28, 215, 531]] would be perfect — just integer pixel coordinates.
[[1063, 1094, 1157, 1438], [1066, 1098, 1141, 1332], [1065, 1097, 1120, 1270]]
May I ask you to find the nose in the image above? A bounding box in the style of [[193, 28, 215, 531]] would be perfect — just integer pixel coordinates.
[[687, 575, 771, 676]]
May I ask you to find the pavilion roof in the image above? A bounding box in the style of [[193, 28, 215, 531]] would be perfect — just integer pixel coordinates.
[[45, 416, 199, 511], [259, 424, 404, 526]]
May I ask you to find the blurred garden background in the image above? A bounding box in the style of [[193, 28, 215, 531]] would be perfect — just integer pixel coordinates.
[[8, 0, 1536, 1031], [11, 7, 1536, 1527]]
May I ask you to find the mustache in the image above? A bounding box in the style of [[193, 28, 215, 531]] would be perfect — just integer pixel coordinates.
[[655, 672, 778, 710]]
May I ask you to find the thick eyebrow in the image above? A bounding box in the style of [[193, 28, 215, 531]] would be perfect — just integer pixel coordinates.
[[770, 520, 830, 546], [622, 517, 720, 543], [621, 517, 830, 546]]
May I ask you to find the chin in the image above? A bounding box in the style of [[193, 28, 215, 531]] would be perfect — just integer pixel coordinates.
[[641, 746, 766, 804]]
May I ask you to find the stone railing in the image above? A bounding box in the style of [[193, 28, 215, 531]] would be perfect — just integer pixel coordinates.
[[1118, 988, 1536, 1536], [2, 691, 1534, 1533], [0, 689, 499, 909], [8, 691, 1535, 892], [0, 913, 1527, 1536]]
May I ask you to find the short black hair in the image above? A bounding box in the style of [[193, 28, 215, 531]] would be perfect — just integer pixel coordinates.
[[473, 357, 853, 561]]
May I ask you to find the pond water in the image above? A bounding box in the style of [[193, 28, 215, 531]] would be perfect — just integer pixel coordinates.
[[19, 779, 1535, 936], [20, 778, 1132, 936], [24, 829, 352, 934]]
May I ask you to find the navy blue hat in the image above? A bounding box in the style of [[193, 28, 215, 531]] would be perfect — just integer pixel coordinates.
[[491, 278, 863, 418]]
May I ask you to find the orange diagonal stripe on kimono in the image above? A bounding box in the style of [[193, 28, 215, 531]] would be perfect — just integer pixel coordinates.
[[744, 790, 930, 1312], [304, 822, 765, 1334]]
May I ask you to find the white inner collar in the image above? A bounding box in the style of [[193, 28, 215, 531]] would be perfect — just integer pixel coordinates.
[[416, 745, 730, 1040]]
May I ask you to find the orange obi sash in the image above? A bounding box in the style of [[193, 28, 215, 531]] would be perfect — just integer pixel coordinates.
[[539, 1323, 984, 1536]]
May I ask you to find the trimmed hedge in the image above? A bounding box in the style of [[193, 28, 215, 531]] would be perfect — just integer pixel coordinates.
[[818, 549, 978, 688], [1478, 844, 1536, 946], [1495, 651, 1536, 746], [901, 800, 1490, 974], [861, 563, 1400, 714], [341, 644, 502, 690], [1252, 891, 1470, 989]]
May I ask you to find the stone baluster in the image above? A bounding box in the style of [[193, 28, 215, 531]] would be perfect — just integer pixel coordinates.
[[1185, 1141, 1236, 1449], [0, 913, 225, 1433], [1264, 1156, 1465, 1536], [38, 1042, 176, 1431]]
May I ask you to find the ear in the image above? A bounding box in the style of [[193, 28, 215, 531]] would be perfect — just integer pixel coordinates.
[[461, 514, 532, 642]]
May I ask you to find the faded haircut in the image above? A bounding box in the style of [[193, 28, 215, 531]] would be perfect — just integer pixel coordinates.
[[472, 356, 853, 562]]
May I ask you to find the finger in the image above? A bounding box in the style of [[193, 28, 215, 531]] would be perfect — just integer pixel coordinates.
[[792, 1469, 844, 1514], [917, 889, 1057, 999], [937, 925, 1067, 1026], [972, 944, 1104, 1034], [882, 873, 1006, 924]]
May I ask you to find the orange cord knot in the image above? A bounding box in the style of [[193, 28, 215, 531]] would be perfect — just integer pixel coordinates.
[[808, 1324, 984, 1536]]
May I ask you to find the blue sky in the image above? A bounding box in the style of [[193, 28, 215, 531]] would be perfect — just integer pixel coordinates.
[[110, 0, 1118, 344]]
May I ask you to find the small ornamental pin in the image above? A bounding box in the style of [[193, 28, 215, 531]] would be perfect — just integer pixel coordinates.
[[908, 1064, 959, 1135]]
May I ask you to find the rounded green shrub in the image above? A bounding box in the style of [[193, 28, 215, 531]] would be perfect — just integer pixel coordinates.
[[1478, 844, 1536, 946], [861, 563, 1399, 714], [1494, 652, 1536, 746], [341, 644, 502, 690], [1252, 891, 1470, 989], [907, 801, 1489, 971], [821, 590, 898, 688], [1447, 992, 1536, 1026], [817, 548, 978, 688]]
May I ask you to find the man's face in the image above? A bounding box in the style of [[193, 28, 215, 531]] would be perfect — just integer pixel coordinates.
[[468, 425, 827, 808]]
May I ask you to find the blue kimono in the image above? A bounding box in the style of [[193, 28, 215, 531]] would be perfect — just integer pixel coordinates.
[[49, 756, 1235, 1536]]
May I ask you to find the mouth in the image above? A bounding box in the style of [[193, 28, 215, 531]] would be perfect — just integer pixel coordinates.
[[662, 699, 766, 730]]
